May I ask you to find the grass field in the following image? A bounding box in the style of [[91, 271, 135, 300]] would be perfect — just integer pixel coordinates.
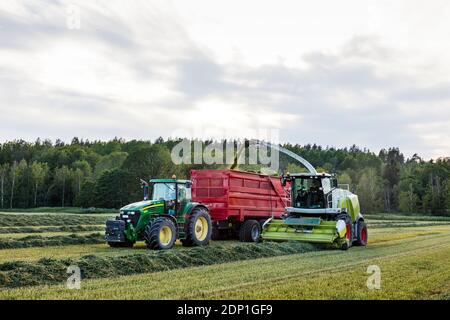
[[0, 211, 449, 299]]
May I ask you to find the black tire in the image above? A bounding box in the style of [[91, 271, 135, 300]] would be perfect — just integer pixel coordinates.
[[239, 219, 261, 242], [144, 217, 177, 250], [336, 212, 353, 250], [181, 207, 212, 247], [354, 220, 368, 246]]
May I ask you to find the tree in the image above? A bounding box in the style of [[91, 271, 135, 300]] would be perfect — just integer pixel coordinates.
[[30, 162, 49, 207], [380, 148, 404, 211], [423, 173, 447, 215], [356, 168, 383, 213], [399, 189, 419, 214], [9, 161, 17, 209], [93, 169, 135, 208], [75, 180, 96, 208], [0, 163, 9, 209], [93, 151, 128, 179], [122, 144, 172, 179], [72, 160, 92, 196], [55, 166, 71, 207]]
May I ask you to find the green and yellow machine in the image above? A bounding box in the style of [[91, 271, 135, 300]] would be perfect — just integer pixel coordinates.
[[105, 177, 212, 250], [261, 172, 368, 249]]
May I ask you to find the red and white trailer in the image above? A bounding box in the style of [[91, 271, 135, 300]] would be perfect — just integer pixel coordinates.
[[191, 169, 290, 242]]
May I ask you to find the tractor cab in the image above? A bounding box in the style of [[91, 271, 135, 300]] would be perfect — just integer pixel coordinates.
[[146, 179, 192, 215]]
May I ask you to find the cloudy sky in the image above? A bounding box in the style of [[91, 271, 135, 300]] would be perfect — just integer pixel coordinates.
[[1, 0, 450, 159]]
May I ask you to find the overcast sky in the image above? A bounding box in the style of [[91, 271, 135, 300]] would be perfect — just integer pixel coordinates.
[[1, 0, 450, 159]]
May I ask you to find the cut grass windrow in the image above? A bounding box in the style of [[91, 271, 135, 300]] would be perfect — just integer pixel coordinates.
[[0, 242, 317, 288], [0, 225, 104, 234], [0, 233, 104, 250], [0, 214, 109, 227]]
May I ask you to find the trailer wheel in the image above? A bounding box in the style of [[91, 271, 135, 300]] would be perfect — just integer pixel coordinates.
[[144, 217, 177, 250], [239, 219, 261, 242], [354, 221, 368, 246], [181, 207, 212, 247]]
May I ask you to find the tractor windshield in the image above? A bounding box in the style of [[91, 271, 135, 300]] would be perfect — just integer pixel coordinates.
[[293, 177, 327, 209], [152, 183, 176, 201]]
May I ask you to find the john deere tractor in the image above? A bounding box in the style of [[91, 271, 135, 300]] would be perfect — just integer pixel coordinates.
[[105, 177, 212, 250], [261, 172, 368, 250]]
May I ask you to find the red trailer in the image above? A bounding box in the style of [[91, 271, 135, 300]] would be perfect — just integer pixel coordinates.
[[191, 169, 290, 242]]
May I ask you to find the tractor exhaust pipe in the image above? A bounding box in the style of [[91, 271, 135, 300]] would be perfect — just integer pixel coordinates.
[[140, 179, 149, 200]]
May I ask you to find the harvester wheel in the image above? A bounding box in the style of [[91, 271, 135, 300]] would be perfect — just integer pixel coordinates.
[[181, 207, 212, 247], [144, 217, 177, 250], [336, 212, 353, 250], [239, 220, 261, 242], [354, 221, 368, 246]]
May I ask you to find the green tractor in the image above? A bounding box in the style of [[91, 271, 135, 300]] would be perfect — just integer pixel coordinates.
[[105, 177, 212, 250], [261, 172, 368, 250]]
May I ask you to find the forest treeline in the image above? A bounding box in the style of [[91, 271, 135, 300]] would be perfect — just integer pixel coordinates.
[[0, 137, 449, 215]]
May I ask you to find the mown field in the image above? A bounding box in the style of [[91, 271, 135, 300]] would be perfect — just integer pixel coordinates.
[[0, 211, 449, 299]]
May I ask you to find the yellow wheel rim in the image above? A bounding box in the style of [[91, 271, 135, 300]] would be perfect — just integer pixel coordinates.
[[194, 216, 208, 241], [159, 226, 173, 246]]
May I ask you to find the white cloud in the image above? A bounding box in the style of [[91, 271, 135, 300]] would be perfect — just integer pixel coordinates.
[[0, 0, 449, 159]]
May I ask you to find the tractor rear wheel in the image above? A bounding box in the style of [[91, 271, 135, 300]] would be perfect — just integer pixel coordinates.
[[144, 217, 177, 250], [239, 219, 261, 242], [354, 221, 368, 246], [181, 207, 212, 247]]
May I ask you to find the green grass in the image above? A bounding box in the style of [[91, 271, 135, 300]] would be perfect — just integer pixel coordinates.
[[0, 242, 317, 288], [1, 229, 449, 299], [0, 231, 103, 239], [0, 212, 449, 299], [0, 225, 104, 234], [0, 233, 104, 249], [365, 213, 450, 221], [0, 213, 112, 227]]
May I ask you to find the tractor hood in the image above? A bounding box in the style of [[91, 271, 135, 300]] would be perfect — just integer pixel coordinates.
[[120, 200, 163, 212]]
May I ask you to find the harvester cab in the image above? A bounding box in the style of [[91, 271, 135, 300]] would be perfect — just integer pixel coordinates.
[[105, 177, 212, 250], [262, 172, 368, 250]]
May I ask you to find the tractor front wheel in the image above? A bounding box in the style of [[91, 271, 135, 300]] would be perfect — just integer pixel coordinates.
[[181, 207, 212, 247], [144, 217, 177, 250]]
